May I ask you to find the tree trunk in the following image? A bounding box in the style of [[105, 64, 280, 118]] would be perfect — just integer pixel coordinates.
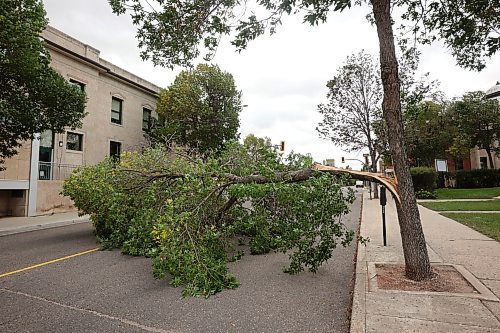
[[371, 0, 432, 280], [485, 147, 494, 169]]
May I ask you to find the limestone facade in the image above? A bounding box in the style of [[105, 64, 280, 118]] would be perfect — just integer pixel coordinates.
[[0, 26, 161, 217]]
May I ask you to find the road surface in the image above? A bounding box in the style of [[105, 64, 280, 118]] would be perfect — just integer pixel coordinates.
[[0, 194, 362, 333]]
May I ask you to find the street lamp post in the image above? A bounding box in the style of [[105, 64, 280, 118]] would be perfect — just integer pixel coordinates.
[[342, 156, 372, 199], [362, 153, 372, 199]]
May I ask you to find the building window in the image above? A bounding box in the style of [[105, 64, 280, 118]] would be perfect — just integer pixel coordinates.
[[111, 97, 123, 125], [66, 132, 83, 151], [142, 108, 152, 131], [11, 190, 24, 198], [110, 141, 121, 160], [480, 157, 488, 169], [69, 79, 85, 92]]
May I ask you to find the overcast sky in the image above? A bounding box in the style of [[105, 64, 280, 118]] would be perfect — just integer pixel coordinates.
[[43, 0, 500, 169]]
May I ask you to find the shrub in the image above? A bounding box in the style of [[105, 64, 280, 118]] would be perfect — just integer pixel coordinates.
[[454, 169, 500, 188], [415, 190, 437, 199], [410, 167, 438, 191]]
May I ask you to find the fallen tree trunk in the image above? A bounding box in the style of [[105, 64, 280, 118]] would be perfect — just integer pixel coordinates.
[[312, 164, 400, 203], [123, 164, 400, 202]]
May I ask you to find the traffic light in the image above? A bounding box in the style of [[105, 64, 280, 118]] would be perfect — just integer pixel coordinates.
[[280, 141, 285, 151], [341, 156, 345, 163]]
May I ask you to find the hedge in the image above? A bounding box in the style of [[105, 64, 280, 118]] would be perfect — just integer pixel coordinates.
[[441, 169, 500, 188], [410, 167, 437, 192]]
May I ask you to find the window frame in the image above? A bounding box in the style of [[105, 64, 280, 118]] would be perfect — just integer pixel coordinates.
[[142, 108, 152, 131], [480, 156, 488, 169], [66, 132, 84, 151], [109, 140, 122, 160], [111, 97, 123, 125], [69, 78, 86, 92]]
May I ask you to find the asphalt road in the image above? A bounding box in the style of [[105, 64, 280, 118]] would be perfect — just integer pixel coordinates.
[[0, 194, 361, 333]]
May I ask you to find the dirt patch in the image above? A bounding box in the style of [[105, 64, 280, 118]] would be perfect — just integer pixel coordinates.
[[376, 264, 477, 293]]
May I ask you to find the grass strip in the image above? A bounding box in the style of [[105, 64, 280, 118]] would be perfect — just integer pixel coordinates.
[[419, 200, 500, 211], [434, 187, 500, 199], [441, 213, 500, 242]]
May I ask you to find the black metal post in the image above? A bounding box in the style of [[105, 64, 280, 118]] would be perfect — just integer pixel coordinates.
[[382, 205, 387, 246], [379, 186, 387, 246]]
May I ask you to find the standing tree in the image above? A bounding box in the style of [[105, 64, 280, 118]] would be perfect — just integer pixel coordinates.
[[449, 91, 500, 168], [110, 0, 500, 281], [404, 100, 457, 167], [316, 50, 383, 198], [0, 0, 86, 164], [153, 64, 242, 154]]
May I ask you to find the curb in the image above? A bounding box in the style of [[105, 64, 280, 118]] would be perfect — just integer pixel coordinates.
[[350, 191, 367, 333], [0, 218, 91, 237]]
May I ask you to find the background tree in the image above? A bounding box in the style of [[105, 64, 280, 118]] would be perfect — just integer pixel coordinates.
[[153, 64, 242, 154], [110, 0, 500, 280], [404, 100, 456, 167], [449, 91, 500, 169], [316, 50, 383, 197], [0, 0, 86, 164]]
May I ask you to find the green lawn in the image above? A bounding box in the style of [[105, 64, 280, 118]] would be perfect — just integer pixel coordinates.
[[441, 213, 500, 242], [434, 187, 500, 199], [419, 200, 500, 211]]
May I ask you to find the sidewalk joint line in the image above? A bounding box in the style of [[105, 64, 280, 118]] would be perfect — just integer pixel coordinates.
[[481, 300, 500, 324], [0, 288, 175, 333], [370, 312, 500, 329], [0, 248, 99, 278], [424, 241, 445, 263]]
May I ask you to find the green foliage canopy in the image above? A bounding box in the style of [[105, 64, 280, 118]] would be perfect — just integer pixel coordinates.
[[108, 0, 500, 71], [153, 64, 242, 154], [448, 91, 500, 168], [63, 141, 356, 297], [404, 100, 457, 166], [0, 0, 87, 162]]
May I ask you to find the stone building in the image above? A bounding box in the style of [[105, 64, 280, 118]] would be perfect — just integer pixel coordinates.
[[445, 82, 500, 172], [0, 26, 161, 217], [475, 82, 500, 170]]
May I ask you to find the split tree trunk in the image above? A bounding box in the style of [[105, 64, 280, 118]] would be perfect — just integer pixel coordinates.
[[371, 0, 432, 280]]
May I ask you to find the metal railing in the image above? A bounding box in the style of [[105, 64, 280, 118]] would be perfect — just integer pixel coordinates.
[[38, 162, 80, 181]]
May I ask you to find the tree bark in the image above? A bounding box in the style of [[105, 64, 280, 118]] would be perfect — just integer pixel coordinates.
[[371, 0, 432, 280], [485, 147, 494, 169]]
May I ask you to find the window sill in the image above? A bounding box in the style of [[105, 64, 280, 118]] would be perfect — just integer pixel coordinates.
[[66, 149, 84, 154]]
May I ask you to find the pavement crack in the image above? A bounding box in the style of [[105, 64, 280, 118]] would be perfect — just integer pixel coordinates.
[[0, 288, 177, 333]]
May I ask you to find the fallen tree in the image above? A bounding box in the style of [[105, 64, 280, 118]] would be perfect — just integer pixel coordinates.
[[63, 141, 365, 297]]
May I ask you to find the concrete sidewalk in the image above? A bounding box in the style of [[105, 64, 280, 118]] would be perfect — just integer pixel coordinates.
[[0, 212, 90, 236], [351, 192, 500, 332]]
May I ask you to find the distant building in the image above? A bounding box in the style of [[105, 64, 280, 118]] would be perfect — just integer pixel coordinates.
[[468, 83, 499, 170], [447, 82, 500, 171], [0, 26, 161, 217], [323, 159, 335, 167]]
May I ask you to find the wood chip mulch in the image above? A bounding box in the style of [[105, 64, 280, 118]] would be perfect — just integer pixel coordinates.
[[376, 264, 477, 293]]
